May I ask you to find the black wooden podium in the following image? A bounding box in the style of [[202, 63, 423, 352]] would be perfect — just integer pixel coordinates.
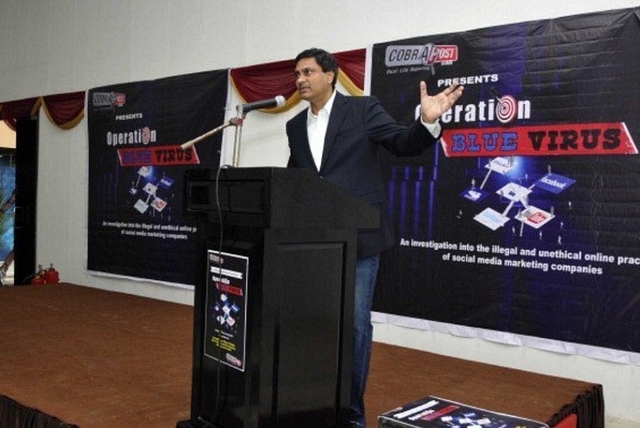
[[177, 167, 380, 428]]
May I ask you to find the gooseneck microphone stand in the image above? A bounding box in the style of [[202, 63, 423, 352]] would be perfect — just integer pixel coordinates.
[[180, 104, 245, 167]]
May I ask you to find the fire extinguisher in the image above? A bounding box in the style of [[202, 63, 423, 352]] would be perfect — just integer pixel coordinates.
[[44, 263, 60, 284], [30, 276, 45, 285], [30, 264, 46, 285]]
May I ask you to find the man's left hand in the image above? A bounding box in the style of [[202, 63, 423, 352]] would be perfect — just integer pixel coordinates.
[[420, 81, 464, 124]]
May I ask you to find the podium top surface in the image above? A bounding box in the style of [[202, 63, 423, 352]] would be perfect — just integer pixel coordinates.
[[185, 167, 380, 230]]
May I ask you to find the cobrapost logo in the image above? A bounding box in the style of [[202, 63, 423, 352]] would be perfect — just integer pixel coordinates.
[[385, 43, 459, 70]]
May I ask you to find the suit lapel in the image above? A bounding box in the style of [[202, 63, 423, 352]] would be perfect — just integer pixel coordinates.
[[320, 92, 348, 172], [291, 112, 318, 171]]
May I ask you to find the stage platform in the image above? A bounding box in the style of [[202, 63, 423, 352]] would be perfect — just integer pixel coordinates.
[[0, 284, 603, 428]]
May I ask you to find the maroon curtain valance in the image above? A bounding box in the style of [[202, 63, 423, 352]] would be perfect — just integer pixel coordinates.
[[230, 48, 366, 113], [230, 58, 299, 113], [0, 91, 85, 131], [0, 48, 366, 129]]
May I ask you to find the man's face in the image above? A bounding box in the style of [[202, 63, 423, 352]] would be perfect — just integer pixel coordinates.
[[294, 57, 335, 104]]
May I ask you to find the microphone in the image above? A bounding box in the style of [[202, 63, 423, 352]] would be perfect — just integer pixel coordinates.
[[180, 96, 285, 151], [241, 95, 285, 114]]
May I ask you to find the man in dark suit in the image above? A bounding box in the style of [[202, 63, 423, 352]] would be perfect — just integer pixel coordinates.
[[286, 48, 463, 427]]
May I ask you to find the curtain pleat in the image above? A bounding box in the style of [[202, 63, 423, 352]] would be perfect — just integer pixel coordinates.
[[0, 394, 79, 428]]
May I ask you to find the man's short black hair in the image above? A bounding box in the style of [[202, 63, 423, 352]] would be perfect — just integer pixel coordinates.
[[295, 48, 339, 88]]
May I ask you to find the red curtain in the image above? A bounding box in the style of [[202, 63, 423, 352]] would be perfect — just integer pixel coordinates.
[[0, 48, 366, 128], [0, 91, 85, 131], [230, 48, 366, 113], [230, 58, 299, 113], [0, 97, 39, 131], [335, 49, 366, 96]]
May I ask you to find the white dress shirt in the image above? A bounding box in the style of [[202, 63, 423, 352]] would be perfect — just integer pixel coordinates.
[[306, 90, 441, 170], [306, 91, 337, 170]]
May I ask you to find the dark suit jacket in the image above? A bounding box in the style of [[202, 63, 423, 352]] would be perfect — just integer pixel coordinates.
[[286, 91, 440, 259]]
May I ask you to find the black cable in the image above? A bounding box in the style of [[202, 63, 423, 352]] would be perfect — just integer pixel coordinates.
[[210, 162, 231, 426]]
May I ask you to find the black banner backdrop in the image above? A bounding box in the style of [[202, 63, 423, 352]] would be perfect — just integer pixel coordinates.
[[87, 69, 228, 286], [371, 7, 640, 355]]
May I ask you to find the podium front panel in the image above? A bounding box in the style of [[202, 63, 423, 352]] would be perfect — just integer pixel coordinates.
[[188, 227, 354, 428], [180, 167, 375, 428]]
